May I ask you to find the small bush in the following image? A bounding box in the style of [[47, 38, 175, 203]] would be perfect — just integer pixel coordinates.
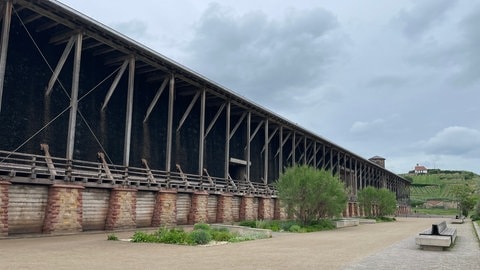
[[158, 228, 191, 244], [289, 225, 301, 232], [193, 223, 210, 230], [190, 229, 212, 245], [131, 231, 159, 243], [239, 220, 257, 228], [107, 233, 118, 241]]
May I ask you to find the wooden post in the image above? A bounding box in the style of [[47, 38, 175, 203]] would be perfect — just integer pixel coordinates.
[[0, 1, 11, 113], [198, 89, 205, 175], [123, 57, 135, 166], [165, 74, 175, 171], [66, 33, 82, 161], [224, 102, 230, 179]]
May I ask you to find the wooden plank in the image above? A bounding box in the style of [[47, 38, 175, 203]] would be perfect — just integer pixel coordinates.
[[136, 191, 155, 227], [8, 184, 48, 234]]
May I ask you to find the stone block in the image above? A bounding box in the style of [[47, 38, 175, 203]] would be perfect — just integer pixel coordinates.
[[151, 189, 177, 227]]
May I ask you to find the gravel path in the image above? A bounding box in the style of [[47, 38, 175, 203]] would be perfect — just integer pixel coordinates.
[[0, 218, 478, 270]]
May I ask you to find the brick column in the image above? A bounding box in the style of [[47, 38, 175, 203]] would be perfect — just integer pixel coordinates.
[[188, 191, 209, 225], [151, 189, 177, 227], [105, 188, 137, 230], [273, 198, 287, 220], [216, 193, 233, 223], [42, 184, 84, 234], [240, 195, 255, 221], [348, 202, 355, 217], [343, 203, 349, 218], [258, 197, 274, 220], [0, 181, 11, 236]]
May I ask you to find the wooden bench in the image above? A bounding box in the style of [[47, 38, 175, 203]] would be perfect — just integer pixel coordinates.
[[415, 221, 457, 250]]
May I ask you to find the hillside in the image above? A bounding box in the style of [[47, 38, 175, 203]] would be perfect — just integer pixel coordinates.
[[401, 170, 480, 208]]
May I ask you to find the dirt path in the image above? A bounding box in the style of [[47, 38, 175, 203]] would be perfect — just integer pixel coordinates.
[[0, 218, 457, 269]]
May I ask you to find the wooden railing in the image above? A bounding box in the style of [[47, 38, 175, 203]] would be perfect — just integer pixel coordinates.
[[0, 150, 276, 196]]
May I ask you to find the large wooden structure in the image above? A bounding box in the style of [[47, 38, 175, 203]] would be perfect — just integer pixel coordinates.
[[0, 0, 409, 235]]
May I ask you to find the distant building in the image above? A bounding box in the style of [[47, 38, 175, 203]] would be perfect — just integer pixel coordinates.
[[369, 156, 385, 168], [414, 164, 428, 174]]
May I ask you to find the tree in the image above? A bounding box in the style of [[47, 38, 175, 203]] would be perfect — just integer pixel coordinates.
[[357, 186, 377, 217], [276, 165, 347, 225], [377, 188, 397, 216], [358, 186, 397, 217], [452, 184, 477, 217]]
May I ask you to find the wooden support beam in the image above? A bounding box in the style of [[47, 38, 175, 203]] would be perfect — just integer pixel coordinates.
[[204, 102, 225, 138], [176, 90, 200, 132], [263, 119, 268, 184], [45, 35, 75, 96], [123, 56, 135, 166], [101, 58, 128, 111], [249, 120, 264, 143], [0, 0, 11, 113], [274, 131, 291, 158], [246, 112, 251, 182], [278, 126, 283, 175], [224, 101, 231, 179], [143, 76, 169, 123], [198, 89, 205, 175], [165, 74, 175, 171], [261, 126, 278, 154], [66, 33, 82, 160], [229, 111, 246, 140]]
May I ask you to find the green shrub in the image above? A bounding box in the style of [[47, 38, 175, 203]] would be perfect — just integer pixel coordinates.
[[239, 220, 257, 228], [190, 229, 212, 245], [158, 228, 191, 244], [131, 231, 159, 243], [280, 220, 298, 231], [289, 225, 301, 232], [107, 233, 119, 241], [211, 230, 234, 241], [193, 223, 210, 230]]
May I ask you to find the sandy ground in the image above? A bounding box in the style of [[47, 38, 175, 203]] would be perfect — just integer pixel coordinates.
[[0, 218, 464, 270]]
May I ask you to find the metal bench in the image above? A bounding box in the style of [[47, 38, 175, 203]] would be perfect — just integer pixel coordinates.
[[415, 221, 457, 250]]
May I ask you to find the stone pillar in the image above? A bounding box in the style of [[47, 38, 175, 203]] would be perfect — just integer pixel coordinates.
[[216, 193, 233, 223], [188, 191, 209, 225], [240, 195, 255, 221], [258, 197, 274, 220], [348, 202, 354, 217], [105, 188, 137, 230], [0, 181, 10, 236], [151, 189, 177, 227], [273, 198, 287, 220], [42, 184, 84, 234], [343, 203, 350, 218]]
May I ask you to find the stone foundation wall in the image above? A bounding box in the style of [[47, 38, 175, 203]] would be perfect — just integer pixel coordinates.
[[0, 181, 10, 236], [105, 188, 137, 230], [258, 197, 274, 220], [151, 189, 177, 227], [42, 184, 84, 234], [216, 193, 233, 223], [240, 195, 255, 220], [188, 191, 208, 224], [273, 198, 287, 220]]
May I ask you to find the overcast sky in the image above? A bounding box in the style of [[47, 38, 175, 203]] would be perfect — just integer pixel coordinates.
[[60, 0, 480, 174]]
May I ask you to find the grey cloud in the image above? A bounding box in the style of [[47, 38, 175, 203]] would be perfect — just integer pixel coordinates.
[[422, 126, 480, 157], [350, 118, 386, 134], [365, 74, 408, 89], [184, 3, 347, 112], [452, 5, 480, 86], [396, 0, 457, 40], [112, 19, 151, 40]]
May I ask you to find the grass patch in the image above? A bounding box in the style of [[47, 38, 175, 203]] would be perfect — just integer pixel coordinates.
[[130, 224, 267, 245], [107, 233, 119, 241], [239, 219, 335, 232], [412, 208, 459, 216]]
